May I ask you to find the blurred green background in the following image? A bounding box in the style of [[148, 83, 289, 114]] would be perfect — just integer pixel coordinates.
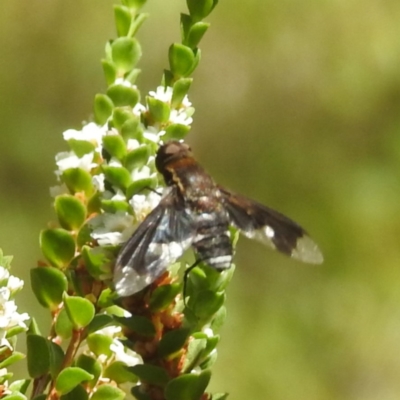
[[2, 1, 400, 399]]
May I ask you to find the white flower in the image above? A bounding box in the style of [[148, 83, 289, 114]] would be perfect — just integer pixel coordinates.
[[63, 122, 107, 152], [110, 339, 142, 366], [148, 86, 173, 103], [92, 174, 105, 192], [148, 86, 191, 108], [133, 102, 146, 116], [126, 139, 140, 151], [169, 109, 193, 126], [55, 152, 97, 175], [108, 158, 123, 167], [0, 267, 9, 282], [49, 183, 69, 197], [90, 212, 134, 246], [7, 276, 24, 293], [114, 78, 136, 88], [130, 191, 162, 222], [131, 165, 154, 181], [143, 126, 163, 143], [0, 287, 29, 332]]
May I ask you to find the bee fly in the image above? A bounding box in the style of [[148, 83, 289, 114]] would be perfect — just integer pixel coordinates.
[[114, 140, 323, 297]]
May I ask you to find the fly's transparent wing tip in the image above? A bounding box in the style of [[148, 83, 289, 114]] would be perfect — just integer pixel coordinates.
[[113, 265, 152, 297], [292, 235, 324, 264]]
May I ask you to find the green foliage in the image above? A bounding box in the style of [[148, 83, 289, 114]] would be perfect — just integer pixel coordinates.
[[63, 294, 95, 329], [27, 334, 50, 378], [30, 267, 68, 309], [55, 195, 86, 231], [94, 94, 114, 125], [129, 364, 169, 387], [90, 385, 125, 400], [164, 369, 211, 400], [55, 367, 94, 395], [40, 229, 75, 268]]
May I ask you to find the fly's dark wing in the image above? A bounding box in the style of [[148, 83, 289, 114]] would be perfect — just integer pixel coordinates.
[[114, 187, 195, 297], [220, 188, 323, 264]]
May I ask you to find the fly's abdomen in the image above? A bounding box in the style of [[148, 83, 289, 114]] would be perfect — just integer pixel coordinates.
[[192, 212, 233, 270]]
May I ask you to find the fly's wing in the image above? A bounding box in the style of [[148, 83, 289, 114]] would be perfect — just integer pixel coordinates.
[[114, 188, 195, 297], [220, 188, 323, 264]]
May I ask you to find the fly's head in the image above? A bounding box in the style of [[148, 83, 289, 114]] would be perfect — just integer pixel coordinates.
[[156, 140, 193, 184]]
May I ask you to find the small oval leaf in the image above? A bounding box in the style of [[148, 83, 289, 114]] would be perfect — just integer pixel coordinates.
[[63, 294, 95, 329], [55, 367, 93, 395], [40, 229, 76, 268], [30, 267, 68, 310], [55, 195, 86, 231]]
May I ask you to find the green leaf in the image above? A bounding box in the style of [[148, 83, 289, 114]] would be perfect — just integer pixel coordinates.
[[129, 364, 169, 387], [187, 22, 210, 49], [112, 108, 137, 130], [101, 199, 131, 213], [210, 305, 226, 333], [125, 68, 141, 84], [60, 384, 89, 400], [49, 341, 65, 378], [81, 246, 110, 280], [187, 0, 216, 20], [27, 318, 41, 336], [104, 361, 138, 384], [91, 385, 125, 400], [114, 5, 131, 37], [149, 283, 181, 312], [27, 334, 50, 378], [122, 0, 147, 11], [67, 139, 96, 158], [55, 308, 73, 339], [163, 124, 191, 141], [125, 145, 151, 170], [115, 315, 156, 337], [2, 394, 28, 400], [85, 313, 114, 334], [129, 12, 149, 37], [102, 59, 117, 86], [30, 267, 68, 309], [77, 222, 93, 248], [107, 84, 139, 107], [40, 229, 75, 268], [103, 134, 127, 160], [94, 94, 114, 125], [171, 78, 192, 109], [126, 177, 157, 199], [0, 352, 25, 369], [182, 337, 207, 372], [55, 367, 94, 395], [165, 369, 211, 400], [146, 97, 171, 123], [86, 333, 113, 358], [62, 168, 93, 195], [122, 118, 142, 140], [112, 37, 142, 74], [169, 44, 195, 77], [55, 195, 86, 231], [8, 379, 30, 395], [102, 165, 132, 190], [63, 294, 95, 329], [158, 328, 190, 358], [192, 290, 225, 322], [76, 354, 102, 387]]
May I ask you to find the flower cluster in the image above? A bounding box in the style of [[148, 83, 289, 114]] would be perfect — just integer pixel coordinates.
[[51, 84, 193, 248], [0, 264, 28, 350]]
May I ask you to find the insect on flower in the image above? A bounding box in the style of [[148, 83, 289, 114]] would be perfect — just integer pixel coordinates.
[[114, 141, 323, 297]]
